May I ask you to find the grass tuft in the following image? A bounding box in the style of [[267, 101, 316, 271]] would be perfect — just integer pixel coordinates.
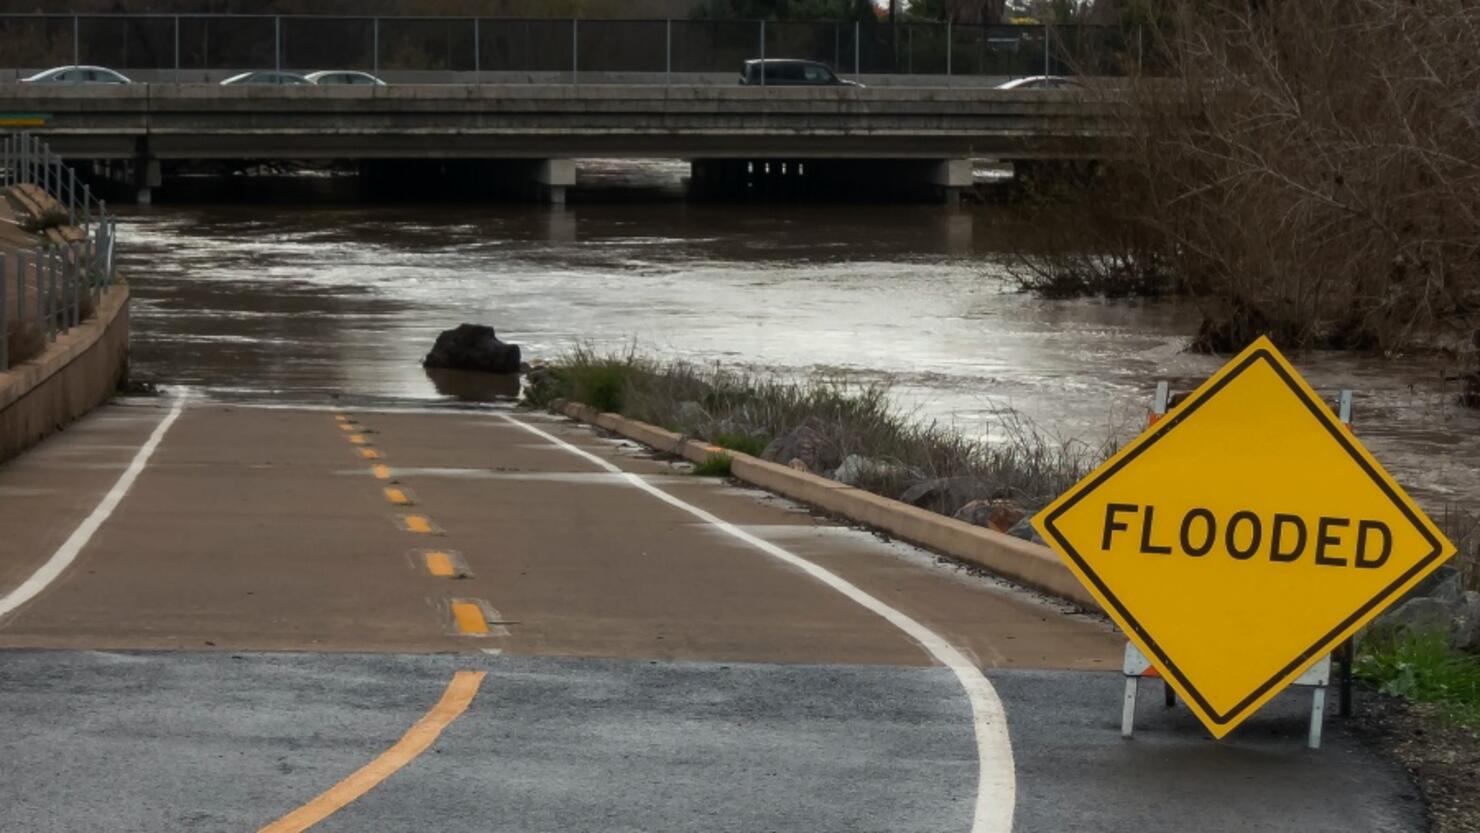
[[692, 453, 733, 477]]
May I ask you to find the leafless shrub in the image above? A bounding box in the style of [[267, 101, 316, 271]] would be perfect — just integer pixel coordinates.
[[1019, 1, 1480, 375]]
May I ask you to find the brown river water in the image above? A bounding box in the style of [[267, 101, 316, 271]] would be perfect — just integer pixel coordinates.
[[114, 161, 1480, 511]]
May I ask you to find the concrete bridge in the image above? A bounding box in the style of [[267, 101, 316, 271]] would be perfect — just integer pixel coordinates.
[[0, 83, 1111, 203]]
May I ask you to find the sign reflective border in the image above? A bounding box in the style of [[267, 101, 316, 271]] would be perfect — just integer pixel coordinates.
[[1033, 336, 1456, 738]]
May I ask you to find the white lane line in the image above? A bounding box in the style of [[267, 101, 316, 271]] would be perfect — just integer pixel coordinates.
[[0, 393, 189, 621], [499, 414, 1016, 833]]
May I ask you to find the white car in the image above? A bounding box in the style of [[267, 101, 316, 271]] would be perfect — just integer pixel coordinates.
[[305, 70, 387, 86], [220, 71, 311, 86], [22, 65, 132, 85], [995, 75, 1081, 90]]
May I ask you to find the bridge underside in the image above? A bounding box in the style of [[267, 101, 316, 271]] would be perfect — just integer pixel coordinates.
[[3, 84, 1106, 203]]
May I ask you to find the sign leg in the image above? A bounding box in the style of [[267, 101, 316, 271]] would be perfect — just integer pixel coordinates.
[[1308, 687, 1327, 750], [1122, 677, 1138, 738]]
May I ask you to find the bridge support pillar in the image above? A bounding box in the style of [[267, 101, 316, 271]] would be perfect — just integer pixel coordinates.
[[534, 159, 576, 206], [135, 158, 162, 205], [929, 158, 972, 205]]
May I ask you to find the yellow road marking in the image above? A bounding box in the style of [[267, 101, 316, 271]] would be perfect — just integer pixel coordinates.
[[347, 434, 368, 445], [333, 414, 349, 422], [451, 601, 489, 635], [256, 670, 486, 833], [426, 552, 457, 578], [339, 423, 357, 432], [400, 514, 435, 534], [359, 448, 382, 460], [384, 487, 412, 506], [372, 464, 392, 480]]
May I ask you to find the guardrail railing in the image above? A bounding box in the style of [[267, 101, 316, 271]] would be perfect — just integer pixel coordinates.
[[0, 131, 117, 372]]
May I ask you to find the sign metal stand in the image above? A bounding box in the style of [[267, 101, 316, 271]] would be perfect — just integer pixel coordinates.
[[1115, 381, 1357, 750]]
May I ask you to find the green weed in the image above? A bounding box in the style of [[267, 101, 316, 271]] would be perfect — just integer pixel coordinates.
[[1356, 630, 1480, 727], [692, 453, 733, 477]]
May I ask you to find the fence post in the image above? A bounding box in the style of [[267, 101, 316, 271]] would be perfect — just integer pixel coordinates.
[[1044, 23, 1051, 77], [946, 21, 951, 76], [39, 250, 50, 341], [72, 243, 81, 326], [571, 18, 578, 85], [16, 251, 26, 321], [68, 166, 77, 225], [73, 15, 80, 68], [759, 19, 765, 86], [372, 17, 380, 76], [0, 252, 7, 370], [275, 16, 282, 74], [665, 19, 671, 86], [473, 17, 480, 83], [854, 21, 860, 76], [107, 219, 116, 285], [174, 16, 181, 83]]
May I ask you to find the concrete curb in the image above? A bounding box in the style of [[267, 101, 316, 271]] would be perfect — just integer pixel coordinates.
[[552, 400, 1098, 611]]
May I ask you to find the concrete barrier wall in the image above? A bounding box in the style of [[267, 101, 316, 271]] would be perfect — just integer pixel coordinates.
[[554, 400, 1099, 611], [0, 285, 130, 464]]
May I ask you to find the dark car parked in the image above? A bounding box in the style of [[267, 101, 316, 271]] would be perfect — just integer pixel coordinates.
[[740, 59, 861, 87]]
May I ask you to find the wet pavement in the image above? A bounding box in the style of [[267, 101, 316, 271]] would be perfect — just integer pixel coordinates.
[[0, 397, 1425, 833]]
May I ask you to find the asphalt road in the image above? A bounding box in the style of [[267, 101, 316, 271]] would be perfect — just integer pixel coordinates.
[[0, 395, 1429, 832]]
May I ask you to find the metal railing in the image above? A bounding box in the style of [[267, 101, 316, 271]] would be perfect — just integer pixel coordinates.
[[0, 131, 117, 372], [0, 14, 1140, 82]]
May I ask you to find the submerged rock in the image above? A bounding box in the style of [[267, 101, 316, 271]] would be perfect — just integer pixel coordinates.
[[423, 324, 521, 374]]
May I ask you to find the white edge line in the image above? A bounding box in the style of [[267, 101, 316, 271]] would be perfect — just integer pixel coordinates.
[[0, 392, 189, 620], [498, 413, 1016, 833]]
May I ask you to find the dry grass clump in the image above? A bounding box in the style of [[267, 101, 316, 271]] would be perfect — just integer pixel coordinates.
[[526, 347, 1111, 515]]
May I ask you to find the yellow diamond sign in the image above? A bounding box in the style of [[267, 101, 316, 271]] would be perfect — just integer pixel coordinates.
[[1033, 336, 1456, 738]]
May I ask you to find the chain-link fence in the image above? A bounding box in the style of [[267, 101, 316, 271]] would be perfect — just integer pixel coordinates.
[[0, 14, 1138, 82], [0, 132, 118, 371]]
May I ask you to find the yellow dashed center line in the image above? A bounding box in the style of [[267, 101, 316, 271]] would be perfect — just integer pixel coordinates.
[[372, 464, 392, 480], [347, 434, 368, 445], [450, 601, 490, 635], [384, 487, 412, 506], [400, 514, 435, 534], [359, 448, 382, 460], [425, 551, 457, 578], [339, 423, 357, 432]]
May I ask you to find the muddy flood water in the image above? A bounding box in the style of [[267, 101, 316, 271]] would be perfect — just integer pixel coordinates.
[[115, 163, 1480, 511]]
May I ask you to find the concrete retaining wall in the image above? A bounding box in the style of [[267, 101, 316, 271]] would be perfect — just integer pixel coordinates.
[[0, 285, 130, 464], [554, 400, 1098, 611]]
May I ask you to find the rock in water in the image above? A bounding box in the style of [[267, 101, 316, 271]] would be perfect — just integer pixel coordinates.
[[423, 324, 521, 374]]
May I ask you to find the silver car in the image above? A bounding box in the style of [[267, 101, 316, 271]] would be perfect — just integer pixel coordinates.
[[22, 65, 132, 84], [220, 71, 311, 86], [305, 70, 387, 86]]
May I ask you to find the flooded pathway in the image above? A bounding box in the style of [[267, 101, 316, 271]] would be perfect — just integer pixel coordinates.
[[114, 173, 1480, 508]]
